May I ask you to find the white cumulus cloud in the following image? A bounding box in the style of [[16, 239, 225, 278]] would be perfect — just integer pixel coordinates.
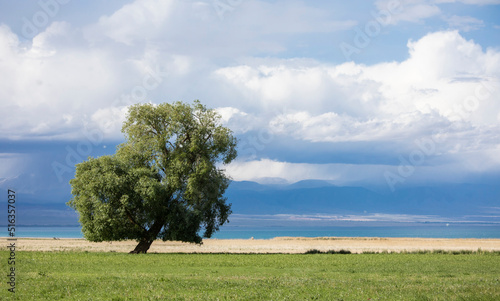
[[84, 0, 175, 45], [216, 31, 500, 155]]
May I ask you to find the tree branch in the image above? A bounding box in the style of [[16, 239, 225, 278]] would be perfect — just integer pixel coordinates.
[[125, 208, 147, 233], [203, 132, 213, 145]]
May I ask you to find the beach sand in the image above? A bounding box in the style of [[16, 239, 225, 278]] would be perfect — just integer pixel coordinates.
[[3, 237, 500, 253]]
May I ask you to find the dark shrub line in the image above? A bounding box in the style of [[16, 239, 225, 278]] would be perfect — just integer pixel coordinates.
[[304, 249, 500, 255], [304, 249, 352, 254]]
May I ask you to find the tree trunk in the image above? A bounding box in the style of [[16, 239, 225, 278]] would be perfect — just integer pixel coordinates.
[[129, 219, 165, 254], [129, 238, 153, 254]]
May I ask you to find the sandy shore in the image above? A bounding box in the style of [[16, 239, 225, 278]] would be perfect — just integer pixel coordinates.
[[3, 237, 500, 253]]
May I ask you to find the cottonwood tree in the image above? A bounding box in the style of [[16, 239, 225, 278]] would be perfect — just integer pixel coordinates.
[[68, 101, 237, 253]]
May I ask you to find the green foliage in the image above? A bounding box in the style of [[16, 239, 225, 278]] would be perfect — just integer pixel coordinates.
[[1, 251, 499, 300], [68, 101, 237, 249]]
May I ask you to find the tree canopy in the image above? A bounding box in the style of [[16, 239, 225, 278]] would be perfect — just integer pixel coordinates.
[[68, 101, 237, 253]]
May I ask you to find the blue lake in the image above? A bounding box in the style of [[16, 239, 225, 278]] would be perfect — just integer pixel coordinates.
[[4, 224, 500, 239]]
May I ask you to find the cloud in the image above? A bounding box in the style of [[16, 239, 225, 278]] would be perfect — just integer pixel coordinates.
[[215, 31, 500, 186], [0, 0, 363, 141], [0, 0, 498, 187], [90, 106, 129, 139], [375, 0, 500, 25], [83, 0, 355, 57], [375, 0, 441, 25], [224, 152, 500, 186], [214, 64, 335, 113], [2, 9, 499, 168], [437, 0, 500, 4], [0, 153, 28, 179], [84, 0, 175, 45], [444, 15, 485, 32], [225, 159, 340, 184], [0, 23, 183, 141], [215, 107, 263, 134], [216, 31, 500, 152], [0, 22, 130, 140], [0, 0, 500, 166], [217, 0, 356, 34], [269, 111, 452, 142]]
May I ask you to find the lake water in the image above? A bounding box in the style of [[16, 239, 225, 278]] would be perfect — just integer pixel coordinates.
[[4, 224, 500, 239]]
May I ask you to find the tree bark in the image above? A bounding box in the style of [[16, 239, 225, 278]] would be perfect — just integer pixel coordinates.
[[129, 219, 165, 254], [129, 238, 154, 254]]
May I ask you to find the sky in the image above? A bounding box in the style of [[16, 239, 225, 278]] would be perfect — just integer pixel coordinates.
[[0, 0, 500, 207]]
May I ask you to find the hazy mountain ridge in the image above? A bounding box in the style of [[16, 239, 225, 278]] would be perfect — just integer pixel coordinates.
[[226, 181, 500, 219], [1, 180, 499, 226]]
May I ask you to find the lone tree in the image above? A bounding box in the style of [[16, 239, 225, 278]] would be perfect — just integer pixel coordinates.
[[68, 101, 237, 253]]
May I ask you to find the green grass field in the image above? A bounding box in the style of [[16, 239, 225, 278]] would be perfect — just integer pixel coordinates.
[[1, 251, 499, 300]]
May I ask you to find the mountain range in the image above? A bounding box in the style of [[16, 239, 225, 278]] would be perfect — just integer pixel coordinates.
[[1, 177, 499, 226], [227, 180, 500, 217]]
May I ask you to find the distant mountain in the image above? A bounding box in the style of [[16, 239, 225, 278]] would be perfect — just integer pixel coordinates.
[[286, 180, 337, 190], [225, 181, 500, 220], [1, 180, 498, 226]]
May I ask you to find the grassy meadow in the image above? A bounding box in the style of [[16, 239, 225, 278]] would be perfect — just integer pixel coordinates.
[[1, 250, 499, 300]]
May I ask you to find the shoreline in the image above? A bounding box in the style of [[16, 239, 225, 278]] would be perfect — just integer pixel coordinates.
[[2, 237, 500, 254]]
